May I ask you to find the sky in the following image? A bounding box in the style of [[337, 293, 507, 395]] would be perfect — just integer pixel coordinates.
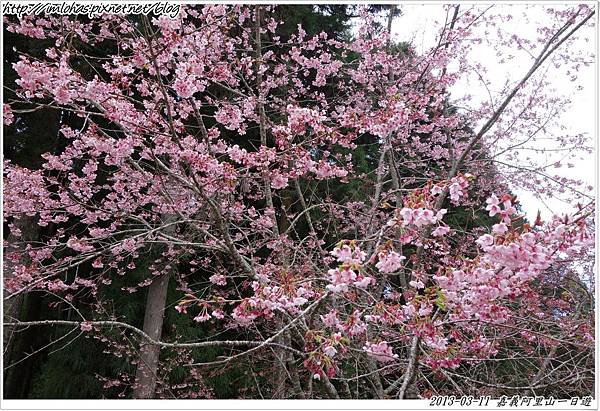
[[389, 4, 596, 221]]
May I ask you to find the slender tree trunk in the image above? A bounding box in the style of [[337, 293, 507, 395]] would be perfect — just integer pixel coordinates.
[[4, 216, 38, 331], [253, 5, 289, 398], [3, 216, 40, 398], [272, 188, 295, 398], [132, 272, 170, 398], [132, 216, 175, 399]]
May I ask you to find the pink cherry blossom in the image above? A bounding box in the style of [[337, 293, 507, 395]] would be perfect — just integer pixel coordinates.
[[432, 225, 450, 237], [375, 251, 405, 273], [80, 322, 93, 332], [363, 341, 398, 363], [3, 104, 14, 125]]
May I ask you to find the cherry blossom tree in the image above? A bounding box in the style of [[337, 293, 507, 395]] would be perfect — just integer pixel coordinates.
[[3, 4, 595, 399]]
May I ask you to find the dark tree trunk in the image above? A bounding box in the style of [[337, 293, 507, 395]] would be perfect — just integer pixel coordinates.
[[3, 216, 41, 398]]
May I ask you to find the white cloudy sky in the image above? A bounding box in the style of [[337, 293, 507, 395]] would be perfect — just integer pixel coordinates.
[[388, 4, 596, 221]]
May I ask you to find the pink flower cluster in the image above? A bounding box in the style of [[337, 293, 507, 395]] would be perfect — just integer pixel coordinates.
[[399, 207, 447, 228], [431, 225, 451, 237], [214, 104, 245, 133], [375, 250, 406, 273], [485, 194, 517, 224], [433, 223, 569, 325], [326, 244, 374, 293], [448, 174, 471, 204], [326, 267, 374, 293], [232, 282, 316, 322], [363, 341, 398, 362], [208, 274, 227, 286], [330, 244, 366, 265], [66, 237, 95, 253], [431, 174, 472, 205], [3, 105, 14, 125]]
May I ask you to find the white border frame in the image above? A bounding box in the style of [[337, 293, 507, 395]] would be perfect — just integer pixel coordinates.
[[0, 1, 597, 409]]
